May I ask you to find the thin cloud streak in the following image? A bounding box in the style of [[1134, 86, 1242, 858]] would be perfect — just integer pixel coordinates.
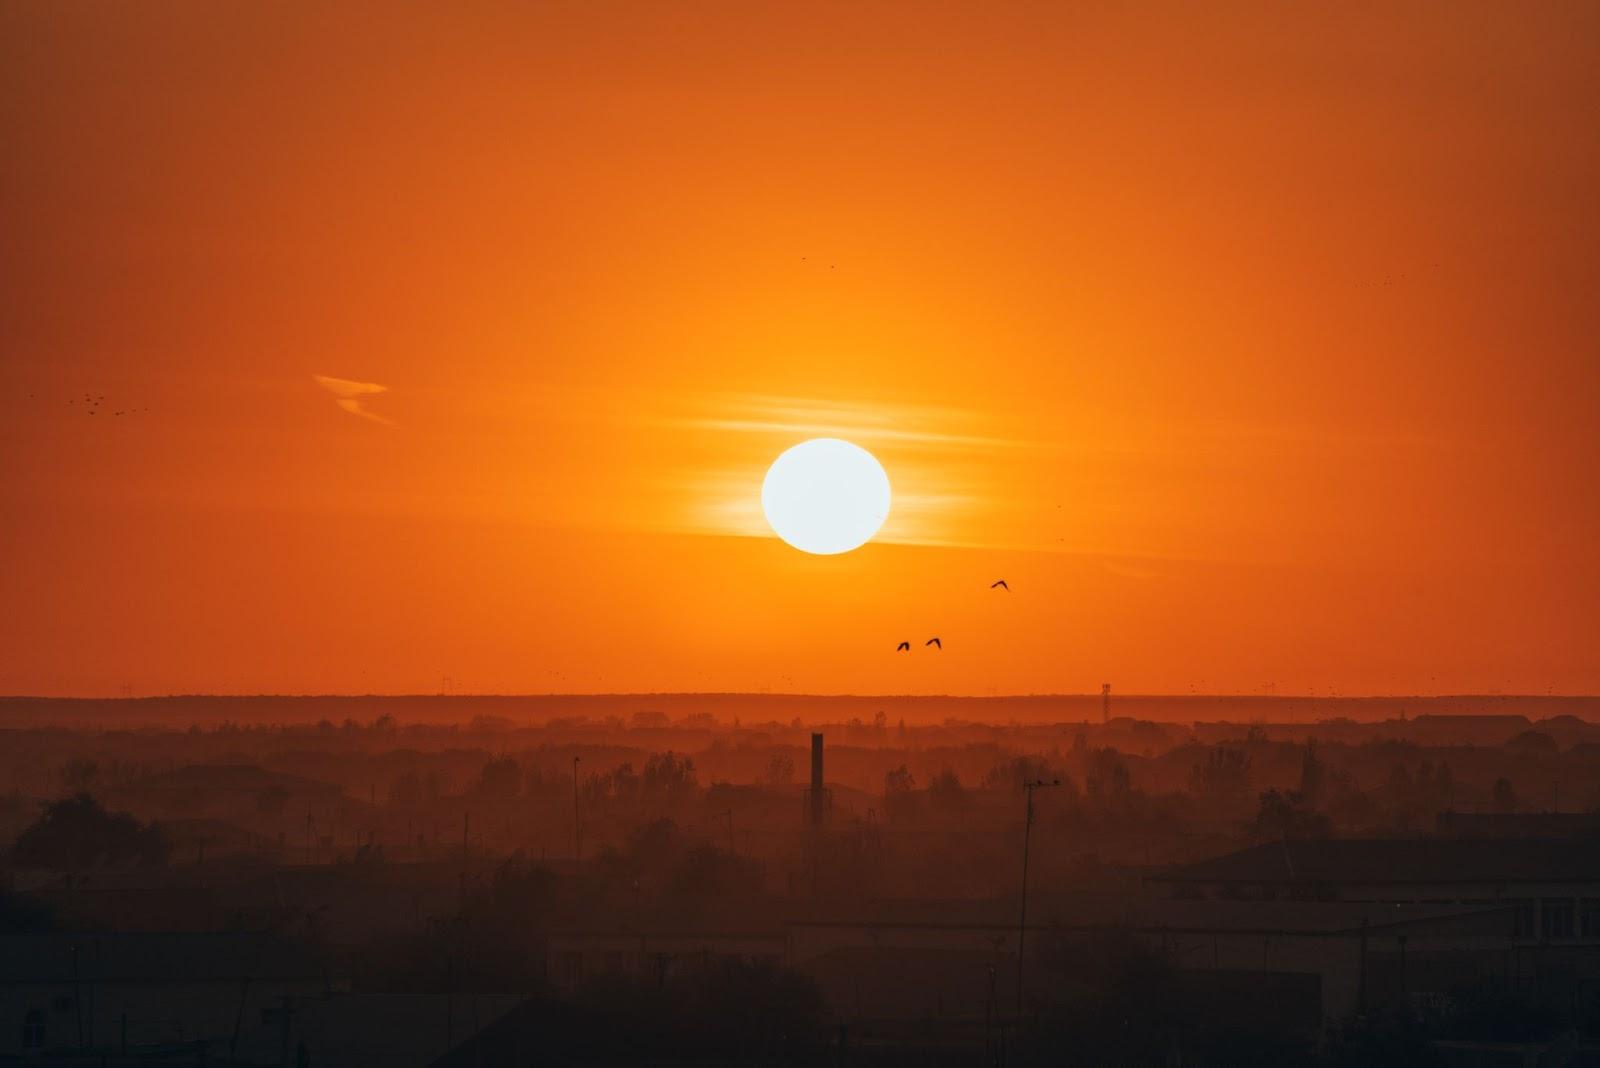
[[313, 374, 397, 426], [660, 392, 1041, 452]]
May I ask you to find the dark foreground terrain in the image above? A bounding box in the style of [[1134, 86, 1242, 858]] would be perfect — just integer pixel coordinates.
[[3, 696, 1599, 1065]]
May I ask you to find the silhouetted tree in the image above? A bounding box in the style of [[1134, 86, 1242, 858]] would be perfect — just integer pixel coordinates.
[[663, 841, 764, 913], [474, 756, 521, 800], [483, 852, 559, 929], [11, 794, 169, 871], [1435, 761, 1455, 805], [357, 851, 560, 994], [585, 818, 765, 926], [883, 764, 916, 795], [762, 751, 795, 786], [928, 766, 970, 814], [642, 751, 697, 801], [1087, 748, 1133, 807], [389, 768, 439, 808], [882, 764, 918, 822], [983, 754, 1056, 792], [1298, 740, 1325, 806], [1493, 777, 1518, 812], [1252, 789, 1331, 841], [607, 761, 641, 803], [1190, 746, 1251, 800]]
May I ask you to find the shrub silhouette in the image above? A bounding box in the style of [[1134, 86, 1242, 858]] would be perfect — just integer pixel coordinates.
[[11, 793, 169, 871]]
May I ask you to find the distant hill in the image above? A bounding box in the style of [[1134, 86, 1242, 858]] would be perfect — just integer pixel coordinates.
[[107, 763, 345, 800], [1, 692, 1596, 729]]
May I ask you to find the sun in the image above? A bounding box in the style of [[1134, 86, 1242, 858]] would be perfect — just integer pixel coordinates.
[[761, 438, 891, 555]]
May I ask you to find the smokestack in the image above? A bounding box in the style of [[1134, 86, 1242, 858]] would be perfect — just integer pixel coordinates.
[[810, 733, 825, 828], [1101, 683, 1111, 725]]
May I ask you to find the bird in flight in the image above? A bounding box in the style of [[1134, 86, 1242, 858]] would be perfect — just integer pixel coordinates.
[[895, 642, 911, 652], [990, 580, 1009, 591], [925, 638, 941, 650]]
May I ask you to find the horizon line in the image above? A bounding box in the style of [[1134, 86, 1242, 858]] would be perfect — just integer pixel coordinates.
[[3, 691, 1597, 702]]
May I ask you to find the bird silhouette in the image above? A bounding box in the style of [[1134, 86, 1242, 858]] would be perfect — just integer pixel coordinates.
[[990, 580, 1008, 591], [925, 638, 941, 650], [895, 642, 911, 652]]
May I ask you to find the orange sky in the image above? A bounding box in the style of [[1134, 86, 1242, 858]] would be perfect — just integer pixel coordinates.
[[2, 3, 1597, 698]]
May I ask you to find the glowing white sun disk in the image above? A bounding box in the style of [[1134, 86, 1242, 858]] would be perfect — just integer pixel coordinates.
[[761, 438, 891, 555]]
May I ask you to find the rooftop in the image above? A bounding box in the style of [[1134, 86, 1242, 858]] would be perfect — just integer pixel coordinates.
[[1148, 838, 1600, 886], [0, 931, 327, 984], [791, 895, 1512, 936]]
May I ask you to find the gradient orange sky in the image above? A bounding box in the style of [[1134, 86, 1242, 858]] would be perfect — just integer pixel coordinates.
[[3, 3, 1597, 698]]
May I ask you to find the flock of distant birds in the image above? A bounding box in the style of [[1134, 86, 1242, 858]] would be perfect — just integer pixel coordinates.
[[896, 579, 1008, 652], [50, 392, 149, 417]]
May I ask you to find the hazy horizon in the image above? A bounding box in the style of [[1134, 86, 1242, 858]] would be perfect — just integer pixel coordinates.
[[7, 692, 1599, 732]]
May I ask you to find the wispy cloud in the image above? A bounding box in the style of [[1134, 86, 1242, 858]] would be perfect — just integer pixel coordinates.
[[313, 374, 396, 426], [659, 393, 1035, 452]]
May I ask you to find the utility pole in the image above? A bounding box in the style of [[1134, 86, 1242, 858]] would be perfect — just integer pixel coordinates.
[[984, 963, 994, 1056], [72, 943, 83, 1049], [459, 811, 470, 910], [572, 756, 582, 864], [1017, 778, 1060, 1019], [276, 994, 294, 1068]]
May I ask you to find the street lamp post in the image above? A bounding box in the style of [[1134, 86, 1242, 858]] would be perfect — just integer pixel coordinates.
[[1017, 778, 1060, 1018], [572, 755, 582, 863]]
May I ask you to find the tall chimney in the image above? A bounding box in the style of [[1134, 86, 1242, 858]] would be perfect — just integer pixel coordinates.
[[810, 733, 825, 828], [1101, 683, 1111, 725]]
